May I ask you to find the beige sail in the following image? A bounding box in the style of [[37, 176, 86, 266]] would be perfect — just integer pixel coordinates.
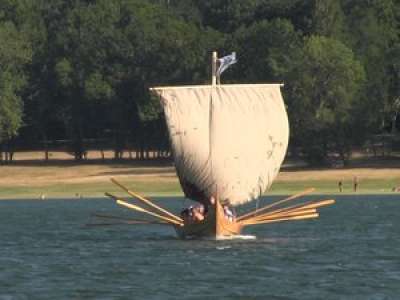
[[150, 84, 289, 206]]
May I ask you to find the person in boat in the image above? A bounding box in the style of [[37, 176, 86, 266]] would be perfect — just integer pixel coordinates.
[[223, 204, 235, 222], [180, 208, 190, 222], [181, 203, 205, 223], [197, 203, 206, 216], [192, 205, 205, 222], [209, 196, 216, 205]]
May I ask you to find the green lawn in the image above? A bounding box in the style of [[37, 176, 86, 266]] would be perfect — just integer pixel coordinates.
[[1, 178, 398, 200], [269, 179, 398, 195]]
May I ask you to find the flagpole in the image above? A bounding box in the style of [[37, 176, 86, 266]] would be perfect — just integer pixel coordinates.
[[212, 51, 217, 86]]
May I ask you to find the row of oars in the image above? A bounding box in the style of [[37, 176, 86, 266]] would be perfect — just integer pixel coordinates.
[[236, 188, 335, 226], [87, 178, 184, 227], [88, 181, 334, 228]]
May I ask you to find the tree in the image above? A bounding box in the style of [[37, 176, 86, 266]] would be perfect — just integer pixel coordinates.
[[230, 18, 300, 82], [342, 0, 399, 134], [285, 36, 365, 165], [0, 20, 31, 162], [312, 0, 346, 39], [115, 0, 221, 159]]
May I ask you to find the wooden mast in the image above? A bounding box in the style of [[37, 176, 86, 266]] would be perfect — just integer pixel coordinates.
[[211, 51, 221, 237], [212, 51, 217, 86]]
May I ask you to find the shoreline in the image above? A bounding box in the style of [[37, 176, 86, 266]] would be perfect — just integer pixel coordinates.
[[1, 160, 400, 200], [0, 182, 400, 201], [1, 191, 399, 200]]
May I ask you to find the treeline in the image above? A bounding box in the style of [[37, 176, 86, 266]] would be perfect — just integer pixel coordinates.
[[0, 0, 399, 165]]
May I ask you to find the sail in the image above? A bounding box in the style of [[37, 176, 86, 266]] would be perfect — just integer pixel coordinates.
[[151, 84, 289, 206]]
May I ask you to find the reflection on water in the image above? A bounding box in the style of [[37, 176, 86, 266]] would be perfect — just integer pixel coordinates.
[[0, 195, 399, 299]]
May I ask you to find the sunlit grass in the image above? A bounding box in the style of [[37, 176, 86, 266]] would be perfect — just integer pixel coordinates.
[[1, 178, 399, 200]]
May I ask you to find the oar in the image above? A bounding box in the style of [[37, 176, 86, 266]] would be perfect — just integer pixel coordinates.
[[293, 199, 335, 210], [91, 213, 149, 222], [247, 208, 317, 222], [237, 187, 315, 221], [105, 192, 183, 225], [247, 199, 335, 221], [242, 209, 317, 224], [243, 213, 319, 226], [106, 192, 183, 226], [85, 220, 168, 227], [110, 178, 183, 223], [116, 199, 183, 226]]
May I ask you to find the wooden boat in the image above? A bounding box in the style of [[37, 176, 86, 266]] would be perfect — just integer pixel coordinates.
[[174, 199, 243, 239], [97, 52, 335, 239]]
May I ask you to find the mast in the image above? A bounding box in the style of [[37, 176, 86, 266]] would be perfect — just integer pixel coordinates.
[[212, 51, 217, 86], [210, 51, 217, 197]]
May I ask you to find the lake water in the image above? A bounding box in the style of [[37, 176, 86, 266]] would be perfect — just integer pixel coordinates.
[[0, 195, 399, 299]]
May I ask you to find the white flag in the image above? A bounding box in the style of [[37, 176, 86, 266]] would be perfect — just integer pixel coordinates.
[[217, 52, 237, 76]]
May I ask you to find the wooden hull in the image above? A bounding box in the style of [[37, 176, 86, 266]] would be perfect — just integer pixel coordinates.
[[174, 200, 243, 239]]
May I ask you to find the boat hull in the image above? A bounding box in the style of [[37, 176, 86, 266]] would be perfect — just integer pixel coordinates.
[[174, 200, 243, 239]]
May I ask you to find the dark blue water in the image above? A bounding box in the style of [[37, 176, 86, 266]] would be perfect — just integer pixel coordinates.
[[0, 195, 399, 299]]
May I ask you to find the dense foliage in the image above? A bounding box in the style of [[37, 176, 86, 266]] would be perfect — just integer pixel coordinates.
[[0, 0, 399, 164]]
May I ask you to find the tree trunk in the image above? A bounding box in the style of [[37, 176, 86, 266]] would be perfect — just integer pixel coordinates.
[[43, 135, 49, 161]]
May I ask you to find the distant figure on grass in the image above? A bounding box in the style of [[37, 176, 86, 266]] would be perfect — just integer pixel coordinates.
[[353, 176, 358, 192], [392, 186, 400, 192], [338, 180, 343, 192]]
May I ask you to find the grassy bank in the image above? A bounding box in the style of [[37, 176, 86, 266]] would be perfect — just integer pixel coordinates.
[[1, 179, 399, 200], [1, 160, 400, 199]]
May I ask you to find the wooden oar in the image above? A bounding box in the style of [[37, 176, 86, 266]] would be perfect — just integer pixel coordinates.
[[243, 213, 319, 226], [293, 199, 335, 210], [109, 193, 183, 226], [237, 187, 315, 221], [85, 220, 168, 227], [247, 199, 335, 221], [248, 208, 317, 222], [116, 199, 183, 226], [105, 192, 183, 225], [110, 178, 183, 223], [243, 208, 317, 224], [91, 213, 150, 222]]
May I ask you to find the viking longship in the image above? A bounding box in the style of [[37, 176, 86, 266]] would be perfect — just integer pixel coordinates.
[[97, 52, 334, 239]]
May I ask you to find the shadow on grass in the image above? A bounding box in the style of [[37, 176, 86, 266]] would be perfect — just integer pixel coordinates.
[[3, 156, 400, 172], [92, 168, 177, 177], [0, 158, 175, 168]]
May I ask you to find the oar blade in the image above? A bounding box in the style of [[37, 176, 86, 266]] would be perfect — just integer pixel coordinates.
[[243, 213, 319, 226], [237, 187, 316, 221]]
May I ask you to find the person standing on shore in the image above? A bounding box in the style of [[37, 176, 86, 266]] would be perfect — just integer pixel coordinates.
[[338, 180, 343, 192], [353, 176, 358, 192]]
